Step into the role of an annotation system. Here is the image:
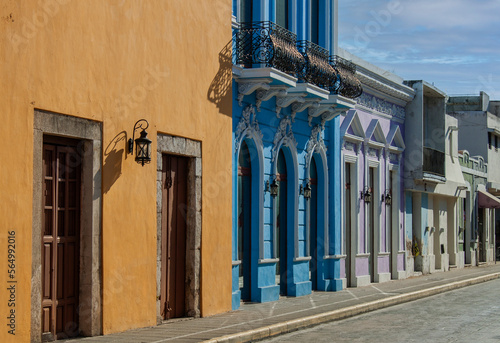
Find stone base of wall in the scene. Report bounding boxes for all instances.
[353,274,371,287]
[377,272,391,283]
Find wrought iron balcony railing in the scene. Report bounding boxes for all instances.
[235,21,305,77]
[330,56,363,99]
[297,40,338,91]
[423,147,445,177]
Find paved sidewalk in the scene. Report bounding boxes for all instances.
[67,264,500,343]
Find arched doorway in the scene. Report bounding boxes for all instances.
[276,149,288,295]
[237,141,252,300]
[309,157,318,290]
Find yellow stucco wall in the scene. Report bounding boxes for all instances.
[0,0,232,341]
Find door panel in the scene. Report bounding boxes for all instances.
[161,155,188,319]
[309,157,318,290]
[369,167,375,282]
[345,163,352,286]
[237,141,252,300]
[276,150,287,295]
[388,171,393,275]
[42,142,81,340]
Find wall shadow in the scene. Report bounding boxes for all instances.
[101,131,127,194]
[207,39,233,117]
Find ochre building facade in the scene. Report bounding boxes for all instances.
[0,1,232,342]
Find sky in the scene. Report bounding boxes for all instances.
[338,0,500,99]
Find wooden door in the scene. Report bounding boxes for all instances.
[478,208,485,263]
[345,163,352,286]
[369,167,375,282]
[237,142,252,301]
[42,142,81,340]
[161,154,188,319]
[276,150,288,296]
[388,171,393,275]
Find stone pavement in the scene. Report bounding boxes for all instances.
[66,264,500,343]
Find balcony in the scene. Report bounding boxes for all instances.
[423,147,445,178]
[330,56,363,99]
[235,21,304,78]
[233,22,361,118]
[297,40,337,91]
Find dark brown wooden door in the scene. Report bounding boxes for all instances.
[42,142,81,340]
[161,154,188,319]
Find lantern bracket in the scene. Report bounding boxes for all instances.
[128,119,149,154]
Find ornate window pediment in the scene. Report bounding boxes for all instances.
[365,119,386,148]
[386,125,405,153]
[305,124,327,169]
[234,105,263,155]
[341,110,365,142]
[341,110,365,154]
[271,115,297,162]
[365,119,386,160]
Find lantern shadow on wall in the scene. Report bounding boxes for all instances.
[102,131,126,194]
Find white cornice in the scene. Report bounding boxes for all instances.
[356,68,415,105]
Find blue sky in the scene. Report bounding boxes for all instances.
[338,0,500,99]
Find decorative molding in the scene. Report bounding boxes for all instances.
[308,105,348,127]
[357,141,363,155]
[237,80,271,106]
[356,92,405,120]
[291,99,320,120]
[234,105,263,154]
[368,147,378,158]
[389,152,399,164]
[321,108,349,127]
[256,87,287,111]
[271,115,297,162]
[308,104,332,124]
[343,141,356,152]
[305,124,327,169]
[276,93,305,117]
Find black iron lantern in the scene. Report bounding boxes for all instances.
[128,119,152,166]
[384,190,392,206]
[362,187,372,203]
[270,178,279,197]
[303,181,312,199]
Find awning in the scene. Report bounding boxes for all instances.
[478,190,500,209]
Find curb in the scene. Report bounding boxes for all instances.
[203,272,500,343]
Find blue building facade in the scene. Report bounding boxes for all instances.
[231,0,362,309]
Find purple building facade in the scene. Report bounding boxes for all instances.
[338,49,415,287]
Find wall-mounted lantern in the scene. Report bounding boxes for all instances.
[266,178,279,197]
[270,178,279,197]
[128,119,152,166]
[303,181,312,199]
[383,189,392,206]
[361,187,372,203]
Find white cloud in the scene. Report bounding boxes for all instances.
[339,0,500,99]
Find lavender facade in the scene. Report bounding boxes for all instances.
[338,49,415,287]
